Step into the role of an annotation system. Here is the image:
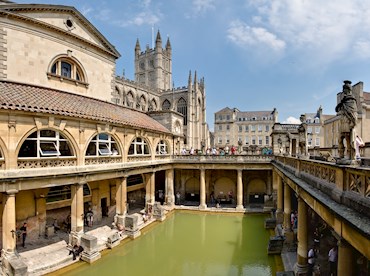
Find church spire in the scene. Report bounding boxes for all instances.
[188,70,192,84]
[135,38,141,55]
[155,30,162,48]
[166,37,171,50]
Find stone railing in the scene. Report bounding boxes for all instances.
[155,154,171,160]
[17,157,77,169]
[85,156,122,165]
[127,155,152,162]
[274,155,370,198]
[173,154,272,162]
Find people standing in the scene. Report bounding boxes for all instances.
[86,208,93,227]
[307,245,317,276]
[20,222,27,248]
[328,246,338,276]
[176,191,181,205]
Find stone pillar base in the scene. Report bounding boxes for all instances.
[236,205,244,211]
[153,202,166,221]
[294,262,308,276]
[1,251,28,276]
[80,251,101,263]
[125,214,141,239]
[199,204,207,210]
[125,229,141,239]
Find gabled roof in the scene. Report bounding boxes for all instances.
[0,81,170,134]
[0,4,120,58]
[215,107,233,113]
[364,92,370,105]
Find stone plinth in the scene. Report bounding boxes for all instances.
[80,234,101,263]
[125,214,141,239]
[153,202,166,221]
[2,252,28,276]
[107,232,120,249]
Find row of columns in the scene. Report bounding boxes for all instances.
[275,171,356,276]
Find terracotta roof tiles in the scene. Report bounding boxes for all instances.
[0,81,170,134]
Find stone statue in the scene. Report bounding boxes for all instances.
[298,114,307,156]
[335,80,358,160]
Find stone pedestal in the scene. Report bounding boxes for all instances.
[153,202,166,221]
[125,214,141,239]
[80,234,101,263]
[107,232,121,249]
[2,251,28,276]
[294,263,308,276]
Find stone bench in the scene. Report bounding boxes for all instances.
[106,232,120,249]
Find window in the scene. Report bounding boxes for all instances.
[243,118,246,121]
[226,136,230,144]
[258,125,262,132]
[226,125,230,131]
[218,115,223,120]
[86,133,119,156]
[127,92,134,107]
[265,136,269,145]
[245,125,249,132]
[238,137,242,142]
[315,138,320,146]
[177,98,187,125]
[252,136,256,145]
[315,127,320,134]
[238,126,242,132]
[306,118,312,123]
[238,118,242,121]
[314,117,320,123]
[49,56,86,83]
[265,125,270,132]
[162,99,171,110]
[245,137,249,145]
[258,136,263,145]
[18,130,73,158]
[156,140,168,155]
[251,125,256,132]
[128,137,150,155]
[46,184,90,203]
[308,137,312,146]
[226,115,230,120]
[218,125,222,131]
[307,127,312,134]
[218,137,222,144]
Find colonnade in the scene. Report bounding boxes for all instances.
[274,171,356,276]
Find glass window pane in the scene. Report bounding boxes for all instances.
[128,144,135,155]
[19,140,37,157]
[86,143,96,156]
[98,133,109,141]
[61,61,72,78]
[39,142,59,156]
[40,130,56,138]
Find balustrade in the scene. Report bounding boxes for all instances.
[17,157,77,169]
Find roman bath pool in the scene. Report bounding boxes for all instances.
[54,211,283,276]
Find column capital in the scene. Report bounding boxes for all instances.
[6,189,18,195]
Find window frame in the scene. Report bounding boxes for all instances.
[128,137,150,156]
[86,133,119,157]
[48,56,88,87]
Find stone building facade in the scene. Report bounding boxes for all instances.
[214,107,278,150]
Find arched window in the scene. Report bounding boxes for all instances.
[127,92,134,107]
[140,95,146,111]
[314,117,320,123]
[49,56,86,84]
[162,99,171,110]
[156,140,168,155]
[46,184,91,203]
[177,98,187,125]
[150,99,157,111]
[128,137,149,155]
[18,130,73,158]
[86,133,119,156]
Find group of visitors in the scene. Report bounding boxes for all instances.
[180,146,240,156]
[290,211,298,230]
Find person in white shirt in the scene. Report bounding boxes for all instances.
[307,246,317,276]
[328,246,338,276]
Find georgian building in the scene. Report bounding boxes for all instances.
[214,107,278,150]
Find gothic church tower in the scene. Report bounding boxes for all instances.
[134,31,172,91]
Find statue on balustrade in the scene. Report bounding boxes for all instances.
[335,80,358,160]
[298,114,307,156]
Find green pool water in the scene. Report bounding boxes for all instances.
[58,211,281,276]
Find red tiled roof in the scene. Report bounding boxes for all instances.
[364,92,370,104]
[0,81,170,133]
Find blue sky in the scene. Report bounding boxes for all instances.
[17,0,370,130]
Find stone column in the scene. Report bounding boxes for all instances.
[2,191,17,254]
[115,177,127,215]
[283,182,292,232]
[276,172,283,223]
[338,240,354,276]
[115,177,127,228]
[236,169,244,210]
[145,173,151,205]
[150,172,155,203]
[199,168,207,209]
[70,183,84,245]
[165,169,175,207]
[295,197,308,275]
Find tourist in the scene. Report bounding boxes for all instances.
[20,222,27,248]
[176,191,181,205]
[86,208,94,227]
[355,135,364,160]
[328,246,338,276]
[290,211,295,229]
[210,191,215,204]
[53,219,60,232]
[190,147,194,155]
[307,245,317,276]
[69,244,84,261]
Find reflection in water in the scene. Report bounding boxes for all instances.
[58,212,277,276]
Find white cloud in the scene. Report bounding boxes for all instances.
[192,0,216,15]
[123,11,161,27]
[233,0,370,67]
[227,20,285,52]
[282,116,301,124]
